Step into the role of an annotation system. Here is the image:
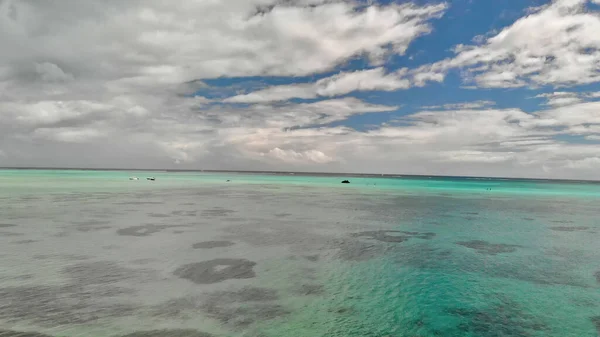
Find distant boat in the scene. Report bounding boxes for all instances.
[147,177,155,181]
[129,177,139,180]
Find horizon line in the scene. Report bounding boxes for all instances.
[0,166,599,183]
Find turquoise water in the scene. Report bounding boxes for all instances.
[0,169,599,336]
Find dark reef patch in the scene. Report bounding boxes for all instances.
[117,224,169,237]
[72,220,110,226]
[192,241,235,249]
[62,261,145,286]
[393,244,453,269]
[17,195,41,201]
[0,284,137,326]
[351,230,435,243]
[172,210,198,217]
[0,330,53,337]
[293,284,324,296]
[550,226,590,232]
[4,274,34,281]
[117,201,163,205]
[595,271,600,284]
[52,231,69,238]
[446,300,548,336]
[76,225,111,232]
[149,297,202,319]
[201,208,235,217]
[118,329,213,337]
[456,240,521,255]
[131,258,156,265]
[72,219,112,232]
[13,240,38,244]
[148,213,170,218]
[203,300,289,328]
[336,240,382,261]
[329,307,354,314]
[209,287,279,303]
[33,253,88,261]
[551,219,575,224]
[570,297,598,307]
[592,316,600,334]
[174,259,256,284]
[0,231,24,237]
[152,286,287,328]
[303,255,319,262]
[469,256,588,288]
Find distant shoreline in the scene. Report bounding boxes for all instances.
[0,167,599,184]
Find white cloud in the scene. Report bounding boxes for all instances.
[437,150,516,163]
[136,98,600,178]
[316,68,410,97]
[565,157,600,169]
[0,0,450,170]
[411,68,446,86]
[0,0,447,89]
[531,101,600,133]
[207,97,398,129]
[263,147,335,164]
[7,100,109,126]
[35,62,74,83]
[224,64,452,103]
[2,0,600,179]
[2,98,150,130]
[224,84,315,104]
[587,91,600,98]
[31,127,104,143]
[534,92,582,106]
[417,0,600,88]
[224,67,410,103]
[534,90,600,107]
[3,91,600,178]
[421,100,496,110]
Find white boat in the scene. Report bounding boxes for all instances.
[129,177,139,180]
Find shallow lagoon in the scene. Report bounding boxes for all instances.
[0,170,599,336]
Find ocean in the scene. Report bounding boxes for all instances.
[0,169,598,337]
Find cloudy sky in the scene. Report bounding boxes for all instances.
[1,0,600,179]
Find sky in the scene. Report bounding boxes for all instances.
[1,0,600,179]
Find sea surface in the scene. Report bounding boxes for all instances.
[0,169,599,337]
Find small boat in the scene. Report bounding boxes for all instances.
[129,177,139,180]
[147,177,156,181]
